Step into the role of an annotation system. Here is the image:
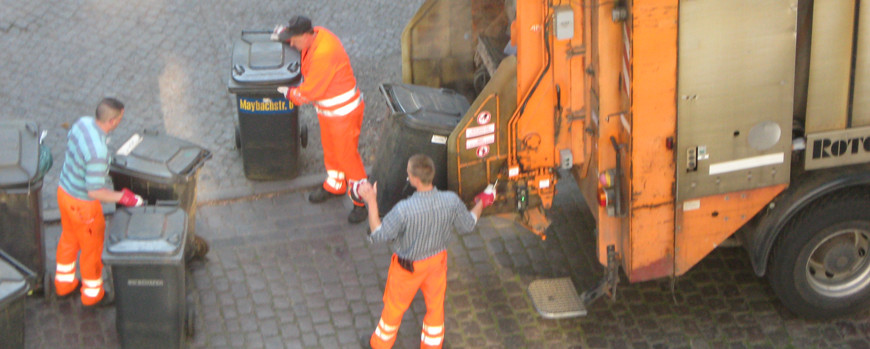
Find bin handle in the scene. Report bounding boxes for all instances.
[155,199,181,207]
[187,149,213,173]
[240,30,273,44]
[378,84,402,114]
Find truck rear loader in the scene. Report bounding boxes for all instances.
[385,0,870,319]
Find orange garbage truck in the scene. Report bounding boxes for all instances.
[386,0,870,319]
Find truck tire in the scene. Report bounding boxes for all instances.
[768,191,870,318]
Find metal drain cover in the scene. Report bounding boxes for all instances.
[528,278,587,319]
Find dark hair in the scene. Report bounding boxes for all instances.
[286,16,314,36]
[95,97,125,122]
[408,154,435,185]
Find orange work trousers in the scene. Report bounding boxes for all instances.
[318,102,367,206]
[370,251,447,349]
[55,187,106,305]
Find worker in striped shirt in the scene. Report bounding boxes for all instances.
[55,97,144,306]
[357,154,495,349]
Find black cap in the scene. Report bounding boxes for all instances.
[286,16,313,36]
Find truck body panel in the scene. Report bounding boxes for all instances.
[395,0,870,317]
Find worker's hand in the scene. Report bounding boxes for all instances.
[271,25,288,41]
[357,180,377,204]
[474,190,495,208]
[277,86,289,96]
[118,188,144,207]
[285,87,310,106]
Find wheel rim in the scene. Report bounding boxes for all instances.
[806,226,870,298]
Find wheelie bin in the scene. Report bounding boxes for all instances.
[227,30,306,180]
[109,130,211,260]
[0,251,30,349]
[103,205,192,349]
[0,120,51,292]
[371,83,469,215]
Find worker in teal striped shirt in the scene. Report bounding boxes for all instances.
[55,97,144,307]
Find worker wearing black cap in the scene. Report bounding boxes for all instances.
[272,16,369,224]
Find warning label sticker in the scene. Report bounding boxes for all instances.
[465,124,495,139]
[466,134,495,149]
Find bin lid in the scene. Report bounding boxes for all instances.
[228,31,302,93]
[110,131,211,182]
[0,121,40,188]
[0,256,29,306]
[103,206,187,264]
[379,83,469,133]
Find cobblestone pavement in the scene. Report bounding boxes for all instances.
[24,177,870,348]
[5,0,870,348]
[0,0,411,211]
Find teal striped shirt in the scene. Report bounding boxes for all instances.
[58,117,110,200]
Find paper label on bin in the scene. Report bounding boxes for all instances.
[116,133,143,156]
[431,135,447,144]
[465,134,495,149]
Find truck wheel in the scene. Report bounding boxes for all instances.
[769,192,870,318]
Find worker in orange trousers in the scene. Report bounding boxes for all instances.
[357,154,494,348]
[273,15,369,224]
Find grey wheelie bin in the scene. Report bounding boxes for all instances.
[371,83,469,215]
[0,120,51,292]
[0,252,29,349]
[103,205,192,349]
[227,30,306,180]
[109,130,211,261]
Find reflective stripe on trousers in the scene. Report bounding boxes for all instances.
[421,322,444,347]
[325,170,346,193]
[318,102,367,195]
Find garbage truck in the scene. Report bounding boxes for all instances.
[385,0,870,319]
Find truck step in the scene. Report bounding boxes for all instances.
[528,278,587,319]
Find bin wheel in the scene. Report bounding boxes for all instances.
[300,124,308,148]
[234,126,241,150]
[192,234,210,259]
[186,307,196,338]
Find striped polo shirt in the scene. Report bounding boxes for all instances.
[58,117,110,201]
[369,189,478,261]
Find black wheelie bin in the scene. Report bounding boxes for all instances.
[0,252,29,349]
[103,205,192,349]
[227,30,306,180]
[0,120,51,292]
[109,130,211,261]
[370,83,469,215]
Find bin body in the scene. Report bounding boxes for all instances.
[103,206,187,349]
[0,120,45,291]
[0,255,29,349]
[109,131,209,259]
[371,83,469,214]
[228,30,302,180]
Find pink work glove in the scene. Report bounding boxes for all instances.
[474,184,496,208]
[119,188,144,207]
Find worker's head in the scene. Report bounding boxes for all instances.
[407,154,435,187]
[279,16,315,51]
[94,97,125,133]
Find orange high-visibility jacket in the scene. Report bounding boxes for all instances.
[296,27,361,116]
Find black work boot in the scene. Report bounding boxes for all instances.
[309,186,342,204]
[348,205,368,224]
